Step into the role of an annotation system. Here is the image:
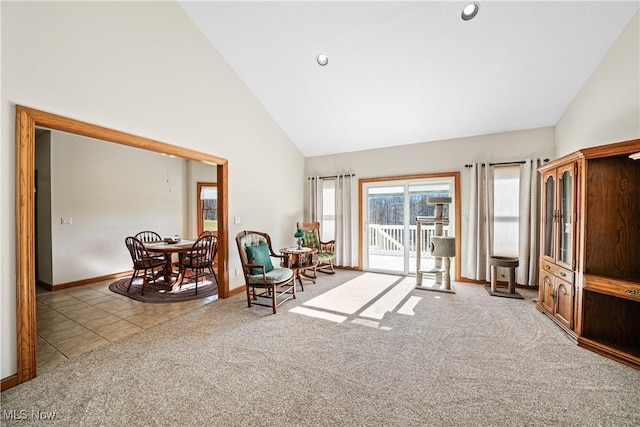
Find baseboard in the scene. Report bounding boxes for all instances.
[1,374,18,391]
[37,279,53,291]
[43,271,133,291]
[228,285,246,297]
[457,277,487,284]
[458,276,538,290]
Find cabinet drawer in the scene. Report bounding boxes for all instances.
[555,266,574,284]
[541,261,556,275]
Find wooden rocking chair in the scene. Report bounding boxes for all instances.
[297,222,336,276]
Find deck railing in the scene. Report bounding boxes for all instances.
[368,224,449,255]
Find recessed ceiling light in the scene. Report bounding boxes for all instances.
[461,2,480,21]
[317,54,329,66]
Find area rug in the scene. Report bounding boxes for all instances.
[109,275,218,303]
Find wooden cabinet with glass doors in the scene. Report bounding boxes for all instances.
[538,156,580,335]
[537,139,640,370]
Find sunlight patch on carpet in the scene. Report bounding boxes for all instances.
[291,273,424,330]
[303,272,398,314]
[351,318,380,328]
[360,277,416,320]
[397,295,422,315]
[289,306,348,323]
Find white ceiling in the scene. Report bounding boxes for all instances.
[179,1,639,157]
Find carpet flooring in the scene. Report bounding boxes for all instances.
[2,270,639,426]
[109,274,218,303]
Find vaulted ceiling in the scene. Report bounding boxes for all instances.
[179,1,639,157]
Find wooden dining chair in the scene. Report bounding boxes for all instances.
[124,236,166,295]
[134,230,164,261]
[197,231,219,283]
[177,232,217,294]
[134,230,162,243]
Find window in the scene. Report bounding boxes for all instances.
[197,183,217,235]
[493,166,520,257]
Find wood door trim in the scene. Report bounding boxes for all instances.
[358,172,462,280]
[14,105,230,387]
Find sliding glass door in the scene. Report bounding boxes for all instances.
[363,177,455,275]
[366,185,406,273]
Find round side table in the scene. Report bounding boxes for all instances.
[280,247,318,291]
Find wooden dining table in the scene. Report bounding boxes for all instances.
[145,240,195,291]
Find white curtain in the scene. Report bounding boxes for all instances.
[517,159,542,286]
[466,163,493,282]
[335,174,357,267]
[308,176,322,222]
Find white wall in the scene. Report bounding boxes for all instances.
[556,11,640,155]
[305,127,556,278]
[1,2,304,380]
[49,132,187,285]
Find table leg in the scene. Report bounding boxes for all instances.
[169,252,188,292]
[296,266,317,291]
[295,269,305,291]
[162,254,173,283]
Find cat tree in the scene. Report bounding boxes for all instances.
[415,197,455,293]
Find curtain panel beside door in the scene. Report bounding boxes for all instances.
[307,174,357,268]
[466,163,493,282]
[335,174,357,267]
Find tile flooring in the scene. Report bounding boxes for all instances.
[36,278,217,370]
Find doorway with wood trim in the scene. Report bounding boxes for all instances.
[11,106,229,389]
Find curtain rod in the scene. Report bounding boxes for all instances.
[464,158,549,168]
[307,173,356,180]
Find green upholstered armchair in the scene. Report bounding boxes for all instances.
[297,222,336,276]
[235,230,296,314]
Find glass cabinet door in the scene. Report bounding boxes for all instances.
[543,172,556,260]
[558,168,574,267]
